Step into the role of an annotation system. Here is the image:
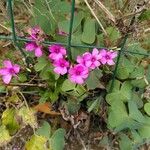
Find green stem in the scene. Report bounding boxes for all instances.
[67,0,75,60]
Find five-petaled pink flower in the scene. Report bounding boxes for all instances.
[53,58,69,75]
[99,49,117,65]
[0,60,20,84]
[77,48,102,69]
[68,64,89,84]
[49,45,67,61]
[25,42,43,57]
[27,26,44,41]
[25,26,44,57]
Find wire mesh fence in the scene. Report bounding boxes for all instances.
[0,0,150,92]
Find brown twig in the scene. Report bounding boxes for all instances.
[94,0,116,24]
[84,0,107,36]
[2,83,47,88]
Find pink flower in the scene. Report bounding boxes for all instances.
[68,64,89,84]
[77,52,92,67]
[99,49,117,65]
[77,48,102,69]
[49,45,67,61]
[53,58,69,75]
[25,42,43,57]
[28,26,43,40]
[58,29,68,36]
[0,60,20,84]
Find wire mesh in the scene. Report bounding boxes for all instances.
[0,0,149,92]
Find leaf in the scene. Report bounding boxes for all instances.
[0,85,5,92]
[144,103,150,116]
[86,69,103,89]
[25,135,47,150]
[106,91,128,105]
[66,100,80,114]
[129,66,145,78]
[58,11,84,34]
[61,79,76,92]
[32,0,56,35]
[88,97,100,113]
[121,81,132,99]
[50,128,66,150]
[34,102,61,116]
[127,43,147,60]
[108,101,128,128]
[81,18,96,44]
[139,9,150,21]
[36,121,51,138]
[0,125,11,146]
[146,65,150,82]
[131,79,146,89]
[2,108,19,134]
[18,73,27,82]
[34,57,49,72]
[138,125,150,139]
[128,101,146,123]
[18,107,37,128]
[106,26,120,46]
[119,134,133,150]
[7,93,20,103]
[116,66,130,80]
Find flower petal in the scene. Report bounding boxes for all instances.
[35,47,43,57]
[107,60,115,65]
[13,64,20,73]
[0,68,9,75]
[92,48,99,55]
[2,74,12,84]
[100,49,107,56]
[3,60,12,68]
[100,58,107,64]
[25,43,36,51]
[75,76,84,84]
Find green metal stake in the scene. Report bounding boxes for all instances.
[67,0,75,60]
[7,0,27,63]
[109,17,136,93]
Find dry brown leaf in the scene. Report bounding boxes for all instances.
[33,102,61,116]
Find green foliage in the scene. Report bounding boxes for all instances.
[86,69,103,89]
[2,108,19,134]
[144,103,150,116]
[25,135,48,150]
[139,9,150,21]
[50,128,66,150]
[0,125,11,146]
[119,134,133,150]
[17,107,37,128]
[87,96,101,113]
[36,121,51,138]
[81,18,96,44]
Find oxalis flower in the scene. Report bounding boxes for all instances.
[53,58,69,75]
[68,64,89,84]
[25,26,44,57]
[99,49,117,65]
[49,45,67,61]
[25,42,43,57]
[27,26,44,41]
[0,60,20,84]
[77,48,102,70]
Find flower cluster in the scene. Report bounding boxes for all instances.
[25,26,44,57]
[48,44,117,84]
[48,45,70,75]
[0,26,117,85]
[69,48,117,84]
[0,60,20,84]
